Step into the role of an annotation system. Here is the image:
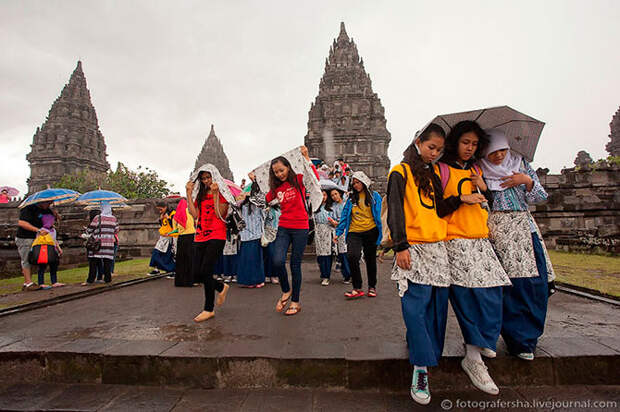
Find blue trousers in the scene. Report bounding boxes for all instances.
[317,255,333,279]
[501,232,549,354]
[450,285,503,351]
[272,227,308,303]
[338,253,351,281]
[401,282,449,366]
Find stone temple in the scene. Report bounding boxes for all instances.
[304,22,391,192]
[607,106,620,157]
[194,125,234,181]
[27,61,109,193]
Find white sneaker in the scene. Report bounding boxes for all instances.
[480,348,497,358]
[321,279,330,286]
[461,357,499,395]
[410,368,431,405]
[517,352,534,361]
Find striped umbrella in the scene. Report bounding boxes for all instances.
[430,105,545,162]
[19,188,80,209]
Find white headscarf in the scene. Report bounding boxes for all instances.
[351,171,372,189]
[100,202,113,217]
[479,129,523,191]
[189,163,235,205]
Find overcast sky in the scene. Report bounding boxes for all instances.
[1,0,619,195]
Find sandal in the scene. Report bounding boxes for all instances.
[368,288,377,297]
[276,294,291,312]
[344,290,365,299]
[285,305,301,316]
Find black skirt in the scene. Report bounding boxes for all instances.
[174,234,195,286]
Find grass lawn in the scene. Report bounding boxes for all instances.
[0,258,151,297]
[548,250,620,298]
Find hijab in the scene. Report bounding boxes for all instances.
[100,202,114,217]
[479,129,523,191]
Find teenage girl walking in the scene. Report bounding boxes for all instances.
[388,124,451,405]
[186,165,233,322]
[335,171,382,299]
[260,146,318,316]
[437,121,511,395]
[480,129,555,361]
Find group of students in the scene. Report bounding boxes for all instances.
[387,121,555,404]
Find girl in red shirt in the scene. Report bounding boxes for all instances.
[186,167,231,322]
[262,146,317,316]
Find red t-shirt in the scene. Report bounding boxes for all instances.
[266,174,309,229]
[194,193,228,242]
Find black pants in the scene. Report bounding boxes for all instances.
[87,258,112,283]
[346,227,378,290]
[192,240,226,312]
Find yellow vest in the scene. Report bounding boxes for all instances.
[159,211,176,236]
[441,165,489,240]
[388,163,447,244]
[177,209,196,236]
[349,191,377,233]
[32,233,55,246]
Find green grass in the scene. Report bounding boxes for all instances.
[548,250,620,298]
[0,258,151,296]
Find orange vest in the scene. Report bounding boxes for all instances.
[440,165,489,240]
[389,163,447,244]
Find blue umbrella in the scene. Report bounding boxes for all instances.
[77,190,127,205]
[18,188,80,209]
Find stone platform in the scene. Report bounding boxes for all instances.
[0,261,618,392]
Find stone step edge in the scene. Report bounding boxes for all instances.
[1,351,618,391]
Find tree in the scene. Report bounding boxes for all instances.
[55,162,171,199]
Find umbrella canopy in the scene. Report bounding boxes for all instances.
[77,190,127,205]
[85,202,132,210]
[18,188,80,209]
[0,186,19,197]
[319,179,340,192]
[430,105,545,162]
[223,179,242,198]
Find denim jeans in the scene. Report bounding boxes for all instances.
[272,227,308,302]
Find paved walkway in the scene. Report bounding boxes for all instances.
[0,260,618,391]
[0,383,618,411]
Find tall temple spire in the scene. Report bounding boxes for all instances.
[607,106,620,157]
[304,22,391,192]
[26,60,109,193]
[194,124,234,181]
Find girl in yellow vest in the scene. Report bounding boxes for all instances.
[437,120,511,396]
[388,123,450,405]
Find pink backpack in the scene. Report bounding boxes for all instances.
[437,162,482,191]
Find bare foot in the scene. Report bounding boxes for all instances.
[193,311,215,322]
[216,283,230,307]
[51,283,65,288]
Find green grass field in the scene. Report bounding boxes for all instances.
[548,250,620,298]
[0,258,151,296]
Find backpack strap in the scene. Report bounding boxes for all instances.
[472,164,482,176]
[438,162,450,191]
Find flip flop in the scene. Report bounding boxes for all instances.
[276,295,290,312]
[285,306,301,316]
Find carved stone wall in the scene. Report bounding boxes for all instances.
[532,166,620,254]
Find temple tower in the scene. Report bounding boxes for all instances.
[304,22,391,192]
[194,124,234,181]
[26,61,109,193]
[607,106,620,157]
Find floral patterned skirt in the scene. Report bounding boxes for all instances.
[487,211,555,280]
[391,241,451,296]
[445,238,511,288]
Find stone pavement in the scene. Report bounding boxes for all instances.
[0,383,618,411]
[0,260,619,392]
